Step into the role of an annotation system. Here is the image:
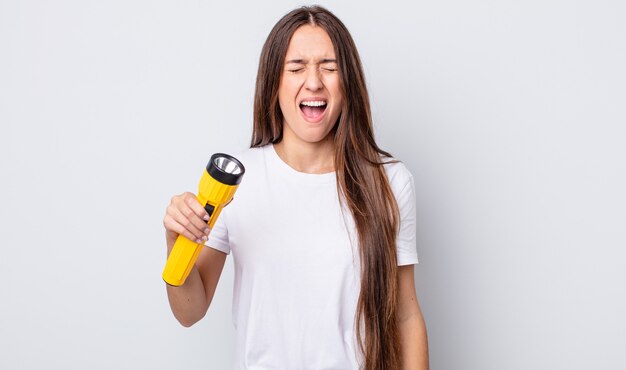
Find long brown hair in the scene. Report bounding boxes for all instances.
[251,6,401,369]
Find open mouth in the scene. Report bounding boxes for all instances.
[299,100,327,120]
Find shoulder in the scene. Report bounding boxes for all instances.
[226,145,268,172]
[230,145,266,162]
[382,157,414,195]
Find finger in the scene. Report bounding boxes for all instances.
[164,214,204,244]
[175,194,211,228]
[183,194,211,222]
[168,204,209,242]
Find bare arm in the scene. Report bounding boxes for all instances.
[397,264,429,369]
[163,192,227,327]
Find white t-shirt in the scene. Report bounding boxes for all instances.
[207,144,418,370]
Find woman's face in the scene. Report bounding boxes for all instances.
[278,25,344,146]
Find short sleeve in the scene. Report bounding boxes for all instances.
[206,209,231,255]
[395,173,419,266]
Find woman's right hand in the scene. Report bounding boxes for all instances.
[163,192,211,247]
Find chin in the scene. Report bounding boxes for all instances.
[295,134,330,144]
[298,126,336,144]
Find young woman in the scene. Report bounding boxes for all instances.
[163,6,429,370]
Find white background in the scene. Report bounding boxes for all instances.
[1,1,625,369]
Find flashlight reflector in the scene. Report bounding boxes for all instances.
[214,156,243,175]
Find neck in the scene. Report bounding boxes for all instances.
[274,135,335,174]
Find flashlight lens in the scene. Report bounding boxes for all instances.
[207,153,245,185]
[214,156,243,175]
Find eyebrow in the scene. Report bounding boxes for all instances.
[285,58,338,64]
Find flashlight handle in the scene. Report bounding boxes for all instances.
[163,197,226,286]
[162,232,206,287]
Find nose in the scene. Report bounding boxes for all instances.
[304,67,322,91]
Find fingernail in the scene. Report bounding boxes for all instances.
[195,238,203,243]
[202,235,208,241]
[203,214,210,221]
[204,228,210,235]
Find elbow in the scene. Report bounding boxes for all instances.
[175,312,206,328]
[178,318,196,328]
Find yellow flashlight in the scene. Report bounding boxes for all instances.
[162,153,245,286]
